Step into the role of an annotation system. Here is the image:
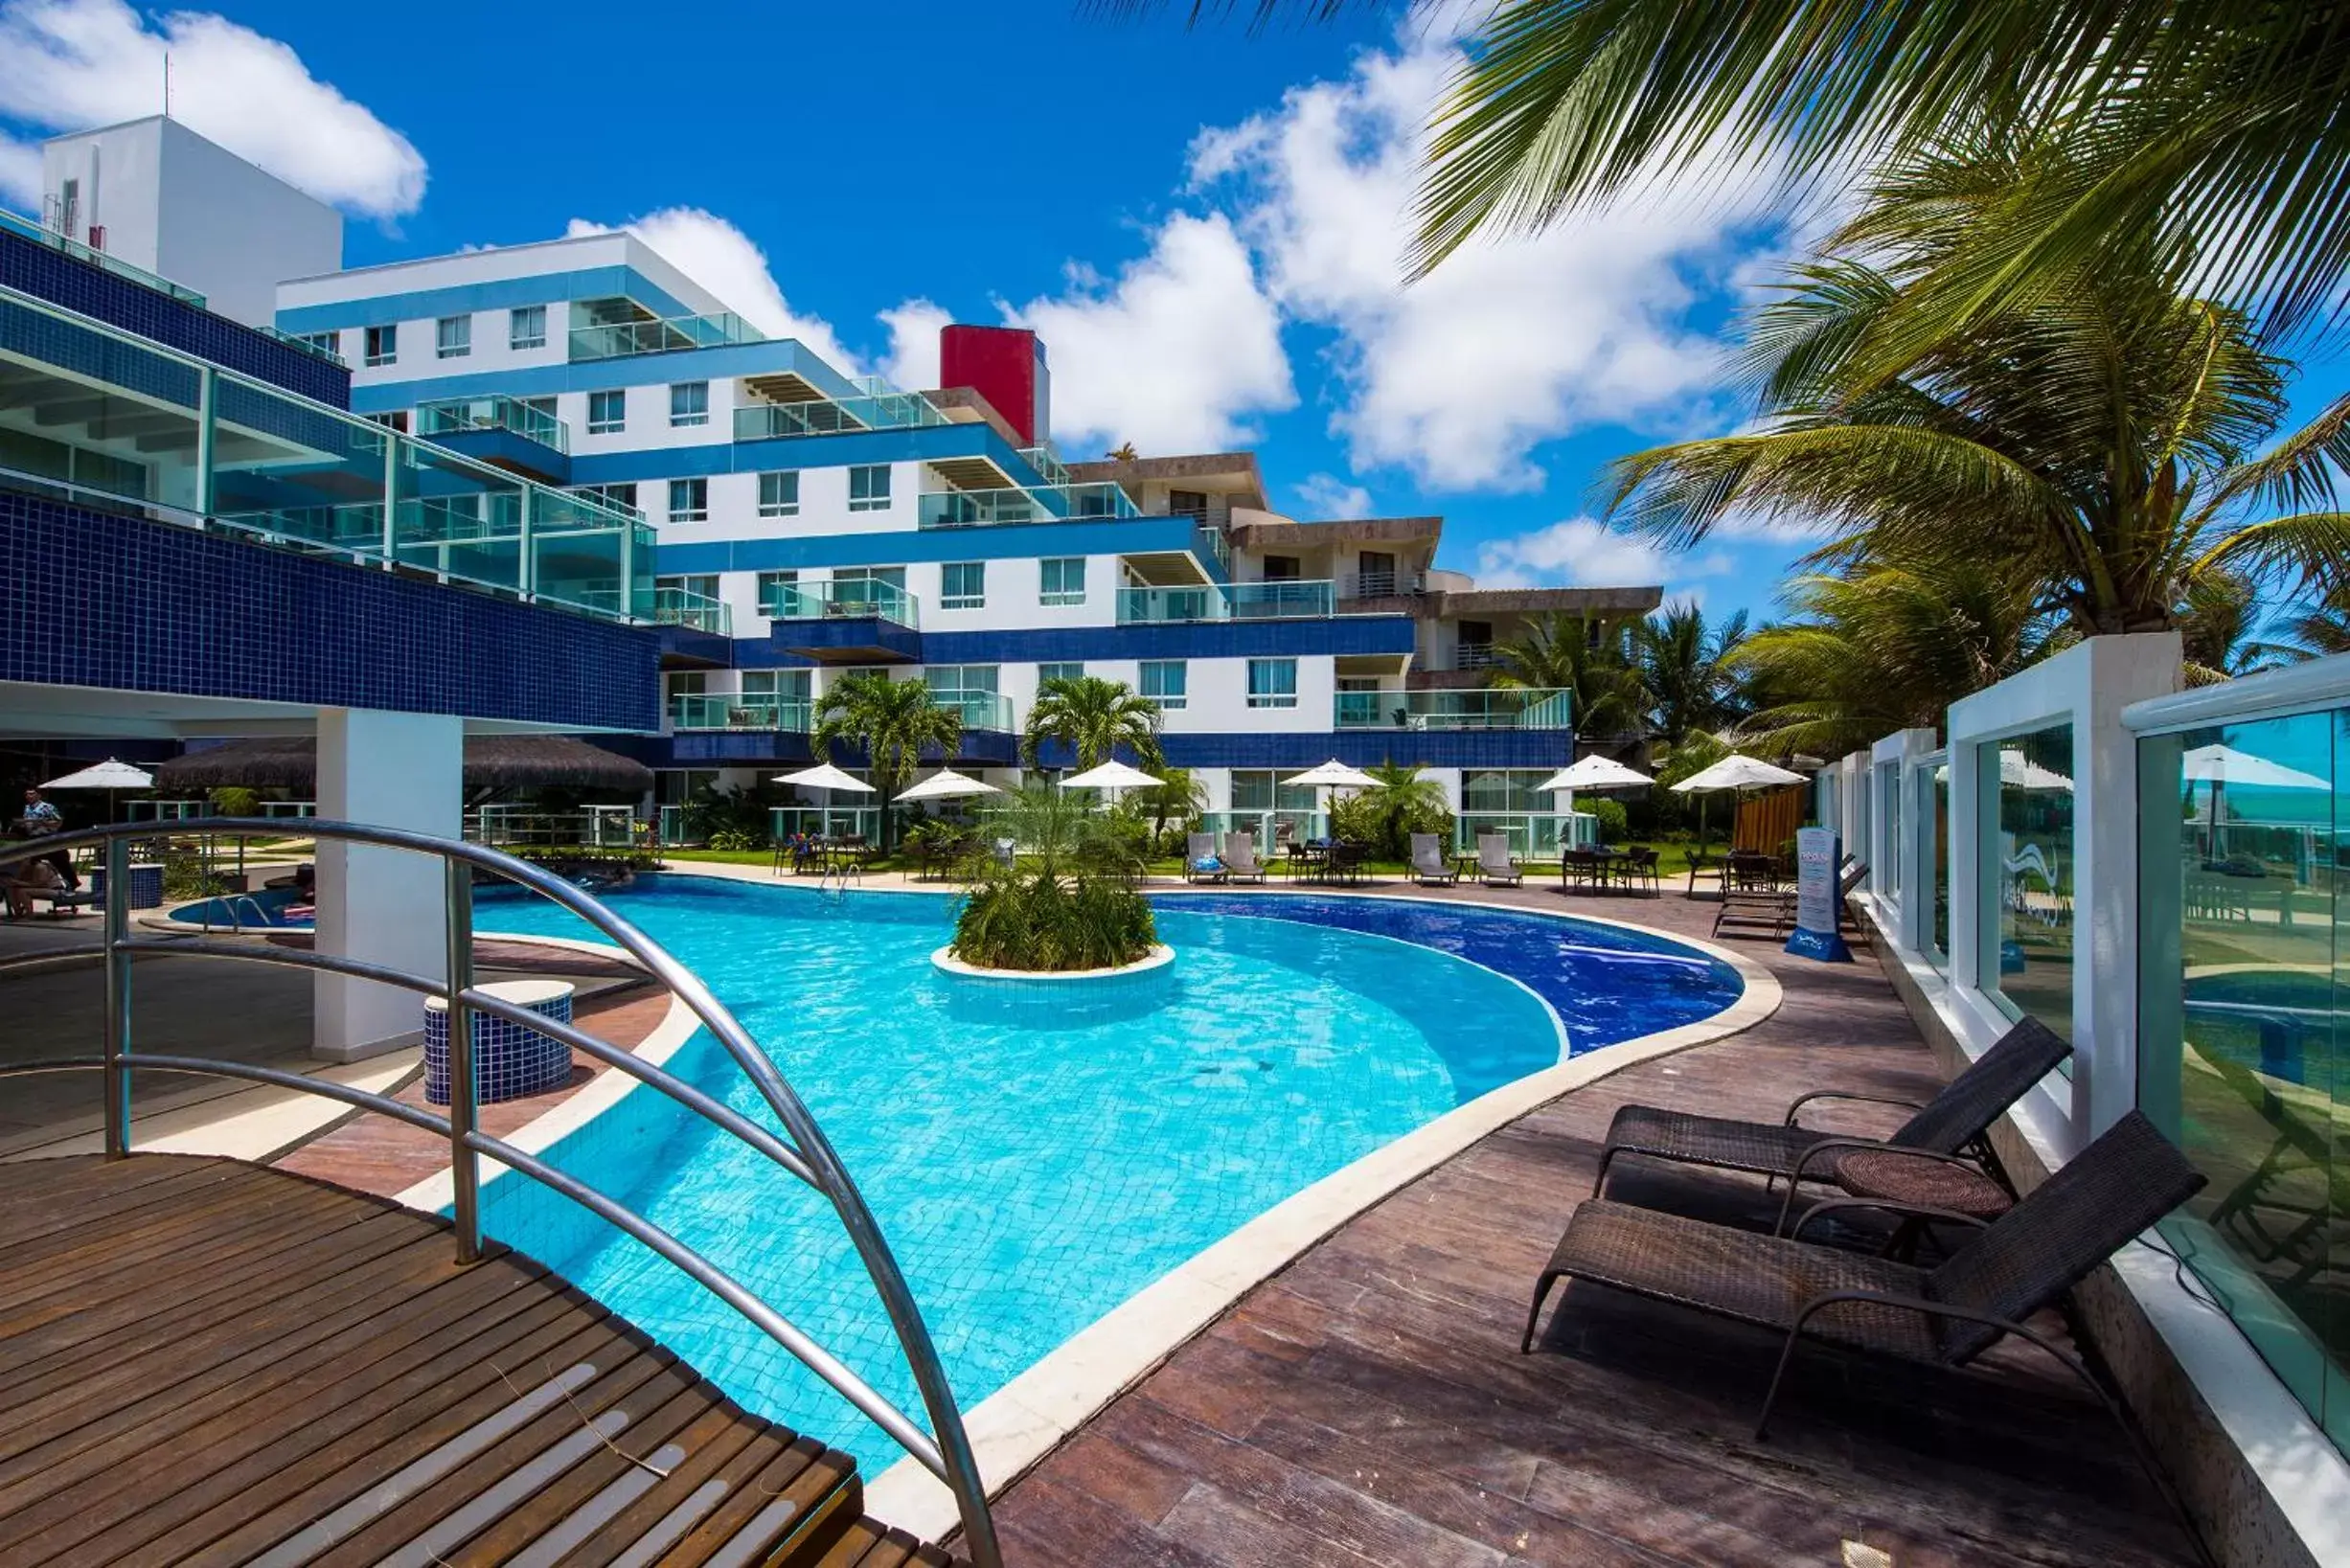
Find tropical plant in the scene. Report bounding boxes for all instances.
[950,783,1156,971]
[1608,132,2350,640]
[1409,0,2350,352]
[1022,674,1165,772]
[1134,764,1208,854]
[679,781,778,847]
[1328,761,1453,860]
[1490,612,1646,739]
[811,672,961,850]
[1729,560,2064,755]
[1106,441,1140,462]
[1631,603,1750,744]
[2177,572,2284,684]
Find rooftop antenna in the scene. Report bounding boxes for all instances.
[163,52,171,118]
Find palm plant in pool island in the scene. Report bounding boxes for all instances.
[949,784,1158,973]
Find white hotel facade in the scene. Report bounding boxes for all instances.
[274,230,1661,846]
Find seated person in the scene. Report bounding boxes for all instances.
[3,848,65,919]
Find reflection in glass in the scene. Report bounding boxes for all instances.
[2139,711,2345,1451]
[1928,761,1951,970]
[1984,723,2076,1041]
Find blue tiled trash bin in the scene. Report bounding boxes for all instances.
[424,979,575,1105]
[88,863,164,909]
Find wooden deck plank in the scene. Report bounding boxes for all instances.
[660,1436,856,1567]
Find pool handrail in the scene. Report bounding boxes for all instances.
[0,819,1000,1567]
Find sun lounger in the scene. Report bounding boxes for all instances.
[1410,832,1457,885]
[1222,831,1267,884]
[1185,831,1225,884]
[1476,833,1522,887]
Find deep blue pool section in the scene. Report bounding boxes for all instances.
[1156,892,1744,1070]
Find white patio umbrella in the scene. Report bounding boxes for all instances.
[2181,742,2326,857]
[1282,759,1383,839]
[773,761,874,837]
[1670,754,1808,794]
[42,757,155,825]
[896,768,999,803]
[1058,758,1164,807]
[1538,755,1654,848]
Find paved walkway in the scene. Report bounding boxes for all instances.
[978,880,2201,1568]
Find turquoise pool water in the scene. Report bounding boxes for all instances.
[474,875,1741,1469]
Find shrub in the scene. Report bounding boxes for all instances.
[207,786,260,818]
[706,828,766,852]
[1590,799,1631,844]
[950,873,1156,971]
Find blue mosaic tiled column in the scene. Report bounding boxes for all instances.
[424,980,575,1105]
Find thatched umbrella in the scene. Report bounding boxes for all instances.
[154,735,654,798]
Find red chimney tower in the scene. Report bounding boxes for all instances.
[939,325,1050,447]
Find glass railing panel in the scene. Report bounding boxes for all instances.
[397,438,528,597]
[1018,444,1070,488]
[771,805,882,842]
[1340,690,1572,730]
[734,391,946,442]
[918,481,1140,529]
[652,585,732,636]
[1194,523,1230,574]
[670,693,812,731]
[935,691,1015,732]
[0,206,207,306]
[210,373,389,557]
[1228,580,1335,619]
[567,309,760,361]
[1117,585,1223,624]
[1453,813,1577,857]
[417,396,571,453]
[761,579,919,628]
[528,488,645,618]
[1334,692,1386,728]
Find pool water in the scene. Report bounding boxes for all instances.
[474,875,1741,1469]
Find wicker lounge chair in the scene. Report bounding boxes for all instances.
[1222,831,1268,884]
[1522,1111,2210,1559]
[1597,1015,2070,1197]
[1184,831,1224,884]
[1476,832,1522,887]
[1410,832,1457,885]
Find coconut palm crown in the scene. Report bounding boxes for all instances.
[1022,674,1165,772]
[810,671,962,848]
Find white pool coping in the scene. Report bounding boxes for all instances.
[930,943,1176,982]
[390,866,1780,1540]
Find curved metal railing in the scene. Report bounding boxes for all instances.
[0,819,999,1565]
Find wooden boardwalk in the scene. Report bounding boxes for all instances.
[989,884,2205,1568]
[0,1153,953,1568]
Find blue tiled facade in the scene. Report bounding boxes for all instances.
[617,726,1567,771]
[1,225,350,406]
[0,490,658,731]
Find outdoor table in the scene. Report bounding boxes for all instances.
[1828,1147,2015,1260]
[1293,842,1336,884]
[1453,851,1479,880]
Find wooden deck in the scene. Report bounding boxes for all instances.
[988,884,2206,1568]
[0,1152,954,1568]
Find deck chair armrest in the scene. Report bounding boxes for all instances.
[1784,1090,1928,1127]
[1786,1288,2087,1375]
[1787,1196,1995,1242]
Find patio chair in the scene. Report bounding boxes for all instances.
[1410,832,1458,886]
[1521,1111,2211,1561]
[1222,831,1268,884]
[1595,1015,2071,1198]
[1476,832,1523,887]
[1560,848,1602,892]
[1185,831,1225,885]
[1622,847,1661,896]
[1330,840,1373,885]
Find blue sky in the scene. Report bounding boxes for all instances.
[3,0,2345,628]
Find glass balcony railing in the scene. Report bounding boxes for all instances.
[0,281,652,625]
[1195,523,1231,575]
[1335,689,1574,731]
[933,690,1015,732]
[417,395,570,453]
[1,206,206,307]
[670,693,812,732]
[917,481,1140,529]
[652,584,731,636]
[734,391,947,441]
[1018,444,1070,488]
[568,308,762,361]
[1116,579,1336,624]
[761,579,920,627]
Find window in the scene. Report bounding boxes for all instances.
[363,325,397,366]
[848,465,892,511]
[587,390,626,435]
[365,410,409,434]
[1246,658,1298,708]
[757,471,800,517]
[1262,556,1301,581]
[667,478,709,523]
[573,482,637,515]
[1039,557,1086,606]
[1169,489,1209,519]
[1980,721,2075,1041]
[940,562,985,610]
[294,330,339,357]
[756,570,802,616]
[1139,660,1187,711]
[670,381,709,428]
[510,305,547,351]
[435,314,471,359]
[1038,662,1086,687]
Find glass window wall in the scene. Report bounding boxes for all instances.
[1979,723,2077,1042]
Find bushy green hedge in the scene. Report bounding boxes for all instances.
[951,873,1156,971]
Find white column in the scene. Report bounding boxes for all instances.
[312,708,464,1062]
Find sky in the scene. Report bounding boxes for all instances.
[3,0,2346,628]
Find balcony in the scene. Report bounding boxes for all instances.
[670,693,812,732]
[651,583,731,636]
[418,396,570,454]
[1117,579,1337,624]
[1019,444,1070,488]
[933,691,1015,732]
[761,579,919,628]
[3,206,204,307]
[1455,644,1498,670]
[917,482,1140,529]
[1339,569,1427,600]
[568,308,761,362]
[734,391,947,441]
[1335,688,1573,731]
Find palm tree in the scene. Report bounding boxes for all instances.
[1409,1,2350,350]
[1489,612,1646,741]
[1608,135,2350,640]
[1022,675,1165,772]
[1729,561,2063,756]
[2177,572,2283,685]
[1135,764,1208,853]
[1631,604,1749,745]
[811,672,961,850]
[1340,761,1452,860]
[1106,442,1140,462]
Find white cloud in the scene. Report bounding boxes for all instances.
[1473,516,1733,592]
[563,208,862,375]
[1191,29,1787,492]
[0,0,424,218]
[0,132,35,206]
[1003,211,1293,454]
[878,298,950,391]
[1292,471,1374,517]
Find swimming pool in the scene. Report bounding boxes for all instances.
[473,875,1744,1469]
